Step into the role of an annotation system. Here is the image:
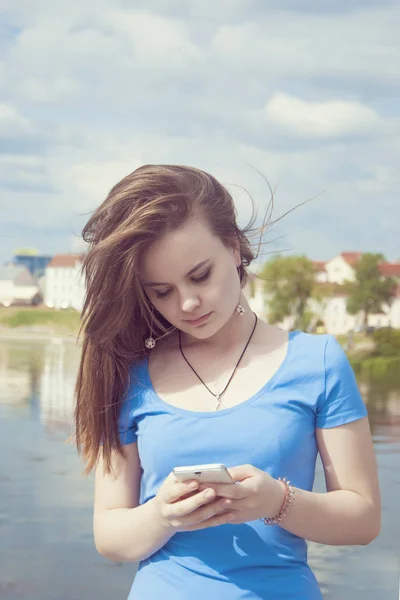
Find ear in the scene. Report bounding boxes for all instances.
[232,240,241,269]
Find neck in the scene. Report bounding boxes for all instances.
[180,295,257,353]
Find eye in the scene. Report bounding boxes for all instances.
[154,267,212,299]
[155,289,170,299]
[192,268,211,283]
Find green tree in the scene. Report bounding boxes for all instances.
[260,255,316,329]
[346,253,397,331]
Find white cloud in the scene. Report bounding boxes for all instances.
[4,8,202,95]
[55,156,144,213]
[264,93,380,138]
[109,10,203,65]
[22,76,80,104]
[0,103,34,135]
[0,1,399,264]
[0,153,47,188]
[211,8,400,82]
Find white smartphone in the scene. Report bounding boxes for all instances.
[173,463,234,484]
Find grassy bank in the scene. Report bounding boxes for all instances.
[349,356,400,378]
[337,332,400,379]
[1,309,399,375]
[0,306,81,336]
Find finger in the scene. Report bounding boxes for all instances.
[198,482,243,500]
[169,487,217,518]
[179,496,232,527]
[178,489,201,501]
[166,479,199,503]
[185,510,235,531]
[228,464,256,482]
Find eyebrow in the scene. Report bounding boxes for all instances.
[143,259,211,287]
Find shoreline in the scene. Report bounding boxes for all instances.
[0,327,80,344]
[0,327,397,366]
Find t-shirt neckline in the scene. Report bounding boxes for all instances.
[143,330,298,418]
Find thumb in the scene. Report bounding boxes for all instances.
[228,464,257,482]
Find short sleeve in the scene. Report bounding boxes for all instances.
[117,370,142,445]
[118,400,138,445]
[316,335,368,428]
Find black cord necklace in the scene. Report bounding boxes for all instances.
[178,312,258,411]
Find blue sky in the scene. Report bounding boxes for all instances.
[0,0,399,265]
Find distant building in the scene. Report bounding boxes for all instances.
[324,252,400,285]
[245,270,268,320]
[245,252,400,334]
[319,252,400,333]
[0,266,42,306]
[13,254,53,278]
[312,261,328,283]
[323,252,362,284]
[44,254,85,311]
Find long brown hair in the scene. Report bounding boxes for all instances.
[74,164,261,474]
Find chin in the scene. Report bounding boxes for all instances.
[181,320,214,338]
[183,314,231,339]
[189,328,215,339]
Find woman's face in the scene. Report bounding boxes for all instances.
[141,217,242,339]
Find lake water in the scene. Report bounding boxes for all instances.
[0,337,399,599]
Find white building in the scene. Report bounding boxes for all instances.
[245,253,400,334]
[44,254,86,311]
[324,252,362,284]
[318,296,362,335]
[244,271,268,320]
[312,261,329,283]
[319,253,400,333]
[0,266,41,306]
[389,289,400,329]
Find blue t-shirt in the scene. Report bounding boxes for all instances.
[118,331,368,600]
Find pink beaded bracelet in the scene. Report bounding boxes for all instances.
[261,477,296,526]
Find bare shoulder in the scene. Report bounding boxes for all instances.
[243,321,291,382]
[254,320,289,353]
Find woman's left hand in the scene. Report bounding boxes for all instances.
[185,464,285,531]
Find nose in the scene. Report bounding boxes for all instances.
[180,292,201,314]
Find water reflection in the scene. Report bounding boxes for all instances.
[360,379,400,427]
[0,341,32,405]
[39,340,79,436]
[2,337,399,437]
[0,338,399,600]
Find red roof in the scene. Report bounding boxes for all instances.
[312,261,326,272]
[340,252,362,266]
[48,254,85,268]
[379,262,400,278]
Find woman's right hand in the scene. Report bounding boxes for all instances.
[152,472,233,533]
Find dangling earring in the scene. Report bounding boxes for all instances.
[235,288,246,316]
[145,307,156,349]
[235,303,246,316]
[235,264,246,316]
[145,335,156,349]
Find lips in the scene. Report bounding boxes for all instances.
[184,312,212,325]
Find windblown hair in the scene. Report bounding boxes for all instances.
[74,164,261,474]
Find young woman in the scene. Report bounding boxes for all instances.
[74,164,381,600]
